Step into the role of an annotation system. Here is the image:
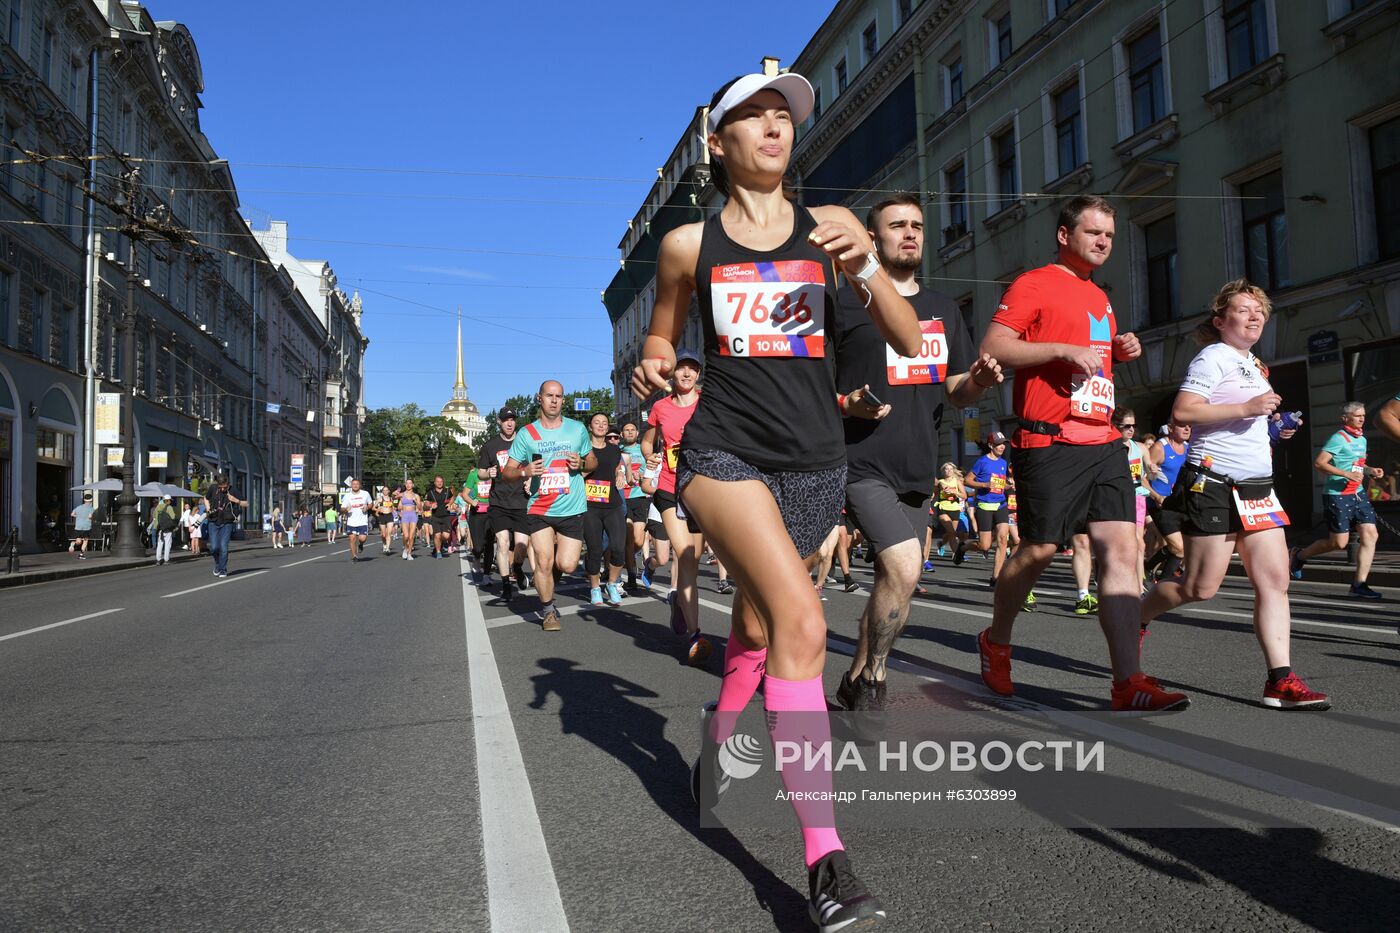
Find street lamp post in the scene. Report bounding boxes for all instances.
[111,207,145,559]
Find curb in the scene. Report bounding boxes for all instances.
[0,541,280,589]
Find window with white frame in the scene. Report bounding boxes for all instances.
[1042,69,1086,181]
[1204,0,1279,87]
[984,117,1020,215]
[862,21,878,66]
[942,159,968,243]
[942,48,964,110]
[834,57,848,95]
[1141,213,1179,326]
[1371,116,1400,260]
[812,84,823,121]
[987,5,1013,68]
[1230,169,1289,290]
[1113,11,1171,138]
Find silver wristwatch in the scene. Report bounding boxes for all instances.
[853,251,881,283]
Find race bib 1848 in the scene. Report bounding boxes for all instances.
[886,319,949,385]
[711,260,826,358]
[1232,488,1289,529]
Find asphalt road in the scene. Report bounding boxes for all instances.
[1,538,1397,932]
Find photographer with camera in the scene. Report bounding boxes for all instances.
[204,473,244,578]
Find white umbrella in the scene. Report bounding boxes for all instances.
[71,479,123,492]
[159,483,201,498]
[134,482,166,498]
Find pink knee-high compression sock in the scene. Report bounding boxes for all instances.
[764,674,844,867]
[710,635,767,745]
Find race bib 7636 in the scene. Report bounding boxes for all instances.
[711,260,825,358]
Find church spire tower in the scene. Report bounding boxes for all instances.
[440,305,486,443]
[452,306,468,401]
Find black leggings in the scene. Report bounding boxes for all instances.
[583,505,626,576]
[467,509,490,554]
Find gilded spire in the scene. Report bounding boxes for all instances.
[453,306,467,398]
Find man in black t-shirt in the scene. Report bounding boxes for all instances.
[204,472,245,578]
[830,193,1003,715]
[478,408,531,598]
[423,475,454,559]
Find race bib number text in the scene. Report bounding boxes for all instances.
[1232,488,1290,529]
[711,260,826,358]
[585,480,612,503]
[886,319,949,385]
[1069,372,1116,422]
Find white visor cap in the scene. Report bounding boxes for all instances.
[708,73,815,135]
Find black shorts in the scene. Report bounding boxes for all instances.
[843,478,927,553]
[1010,441,1135,544]
[652,489,698,534]
[626,496,651,523]
[677,448,846,558]
[1165,467,1275,537]
[1147,498,1184,536]
[974,506,1010,533]
[489,506,528,536]
[429,515,452,535]
[525,511,585,540]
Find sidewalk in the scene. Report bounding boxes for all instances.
[0,535,331,589]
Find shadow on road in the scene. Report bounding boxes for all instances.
[527,657,806,930]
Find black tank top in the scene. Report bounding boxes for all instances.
[680,206,845,472]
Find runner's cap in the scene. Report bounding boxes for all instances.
[988,431,1008,445]
[675,349,702,369]
[708,72,815,134]
[498,408,518,421]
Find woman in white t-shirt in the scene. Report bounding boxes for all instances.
[1139,280,1328,710]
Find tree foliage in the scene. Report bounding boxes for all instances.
[480,385,616,441]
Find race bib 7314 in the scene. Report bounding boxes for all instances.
[711,260,825,358]
[585,480,612,504]
[886,319,949,385]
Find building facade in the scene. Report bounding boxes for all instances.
[786,0,1400,528]
[1,1,367,550]
[250,219,367,499]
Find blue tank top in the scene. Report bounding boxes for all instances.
[1151,440,1189,496]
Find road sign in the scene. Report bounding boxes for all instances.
[574,398,591,412]
[288,482,303,491]
[291,454,305,467]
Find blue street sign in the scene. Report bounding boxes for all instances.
[574,398,591,412]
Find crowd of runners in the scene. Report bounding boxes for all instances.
[321,71,1396,933]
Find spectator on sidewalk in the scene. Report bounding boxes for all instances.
[324,501,339,545]
[69,494,95,559]
[1290,402,1385,599]
[295,508,314,547]
[204,473,244,578]
[150,495,178,565]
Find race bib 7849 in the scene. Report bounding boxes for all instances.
[711,260,825,358]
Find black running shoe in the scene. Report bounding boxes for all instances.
[717,579,735,595]
[808,850,886,932]
[953,542,968,566]
[842,577,860,593]
[500,578,513,603]
[834,672,887,713]
[515,568,530,591]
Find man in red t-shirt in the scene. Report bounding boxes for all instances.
[976,195,1187,713]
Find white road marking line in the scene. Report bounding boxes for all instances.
[460,568,569,932]
[160,570,269,599]
[280,554,330,568]
[0,608,124,642]
[484,597,654,629]
[685,593,1400,833]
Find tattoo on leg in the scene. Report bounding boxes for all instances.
[865,607,910,681]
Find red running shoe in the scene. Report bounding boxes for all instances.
[1262,673,1330,710]
[1111,672,1189,712]
[978,628,1014,696]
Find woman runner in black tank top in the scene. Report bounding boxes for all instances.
[630,72,919,933]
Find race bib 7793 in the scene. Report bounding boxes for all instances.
[711,260,825,358]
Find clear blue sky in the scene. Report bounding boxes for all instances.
[158,0,835,415]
